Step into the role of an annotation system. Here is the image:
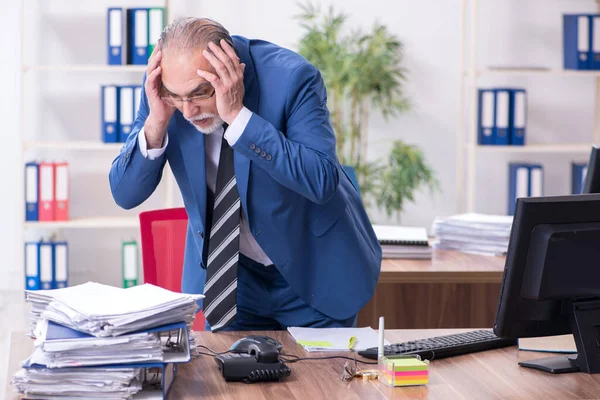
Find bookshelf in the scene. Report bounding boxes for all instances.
[457,0,600,214]
[18,0,175,288]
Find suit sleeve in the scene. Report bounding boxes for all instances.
[109,74,167,210]
[231,63,339,205]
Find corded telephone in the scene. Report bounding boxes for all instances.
[215,335,291,383]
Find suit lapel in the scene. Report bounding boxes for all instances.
[233,36,259,223]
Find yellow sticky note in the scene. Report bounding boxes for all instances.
[297,340,333,347]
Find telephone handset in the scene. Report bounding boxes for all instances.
[215,336,291,383]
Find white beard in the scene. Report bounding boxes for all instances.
[185,113,224,134]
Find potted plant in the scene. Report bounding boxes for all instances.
[295,1,439,220]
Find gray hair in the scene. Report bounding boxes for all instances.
[159,17,237,57]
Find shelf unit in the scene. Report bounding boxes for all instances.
[19,0,174,230]
[17,1,175,289]
[24,217,140,229]
[456,0,600,214]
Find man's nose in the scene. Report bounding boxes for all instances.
[182,100,197,119]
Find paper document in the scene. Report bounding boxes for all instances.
[287,327,390,352]
[518,335,576,353]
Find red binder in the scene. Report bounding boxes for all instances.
[54,162,69,221]
[38,162,55,221]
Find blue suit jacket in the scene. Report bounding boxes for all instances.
[109,36,382,320]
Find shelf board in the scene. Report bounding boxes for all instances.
[22,65,147,72]
[471,68,600,77]
[470,143,592,153]
[23,141,124,151]
[25,217,139,229]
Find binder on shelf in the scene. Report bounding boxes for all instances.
[123,240,139,288]
[592,16,600,70]
[39,241,54,290]
[102,85,119,143]
[530,165,543,197]
[509,88,526,146]
[563,14,591,70]
[494,89,510,145]
[148,8,166,55]
[119,85,135,142]
[572,162,588,194]
[477,89,495,145]
[127,8,149,65]
[25,162,39,221]
[107,7,124,65]
[38,162,55,221]
[25,241,41,290]
[508,163,543,215]
[53,240,68,289]
[53,162,69,221]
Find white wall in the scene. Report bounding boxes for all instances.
[1,0,598,290]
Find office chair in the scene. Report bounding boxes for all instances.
[139,207,205,331]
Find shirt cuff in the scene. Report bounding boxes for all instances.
[138,127,168,160]
[224,106,253,146]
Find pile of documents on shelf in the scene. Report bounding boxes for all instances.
[431,213,513,256]
[372,224,432,259]
[13,282,204,399]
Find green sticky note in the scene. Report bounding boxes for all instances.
[297,340,333,347]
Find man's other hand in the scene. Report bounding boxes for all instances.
[197,39,246,125]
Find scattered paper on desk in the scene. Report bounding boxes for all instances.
[287,327,390,352]
[518,334,576,353]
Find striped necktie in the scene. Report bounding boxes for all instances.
[203,135,240,331]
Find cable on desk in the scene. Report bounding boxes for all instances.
[279,354,378,365]
[195,346,378,365]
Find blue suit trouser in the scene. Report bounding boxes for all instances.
[206,253,357,331]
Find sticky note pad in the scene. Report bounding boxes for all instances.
[378,355,429,387]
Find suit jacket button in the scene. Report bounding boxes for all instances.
[254,147,261,154]
[266,154,272,161]
[260,150,266,157]
[249,143,256,150]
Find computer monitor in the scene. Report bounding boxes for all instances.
[493,193,600,374]
[582,145,600,193]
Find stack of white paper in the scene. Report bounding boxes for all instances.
[12,366,144,399]
[432,213,513,256]
[14,282,199,399]
[41,283,203,337]
[29,319,163,368]
[25,282,123,336]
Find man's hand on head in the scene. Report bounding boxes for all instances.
[197,39,246,125]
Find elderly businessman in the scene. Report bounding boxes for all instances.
[109,17,382,332]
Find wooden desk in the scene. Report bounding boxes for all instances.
[358,250,506,329]
[7,329,600,399]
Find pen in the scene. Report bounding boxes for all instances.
[378,316,385,361]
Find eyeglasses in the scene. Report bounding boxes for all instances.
[159,86,216,107]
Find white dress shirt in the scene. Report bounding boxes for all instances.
[138,107,273,266]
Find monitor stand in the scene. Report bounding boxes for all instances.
[519,298,600,374]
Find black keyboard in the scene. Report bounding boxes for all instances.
[358,330,516,361]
